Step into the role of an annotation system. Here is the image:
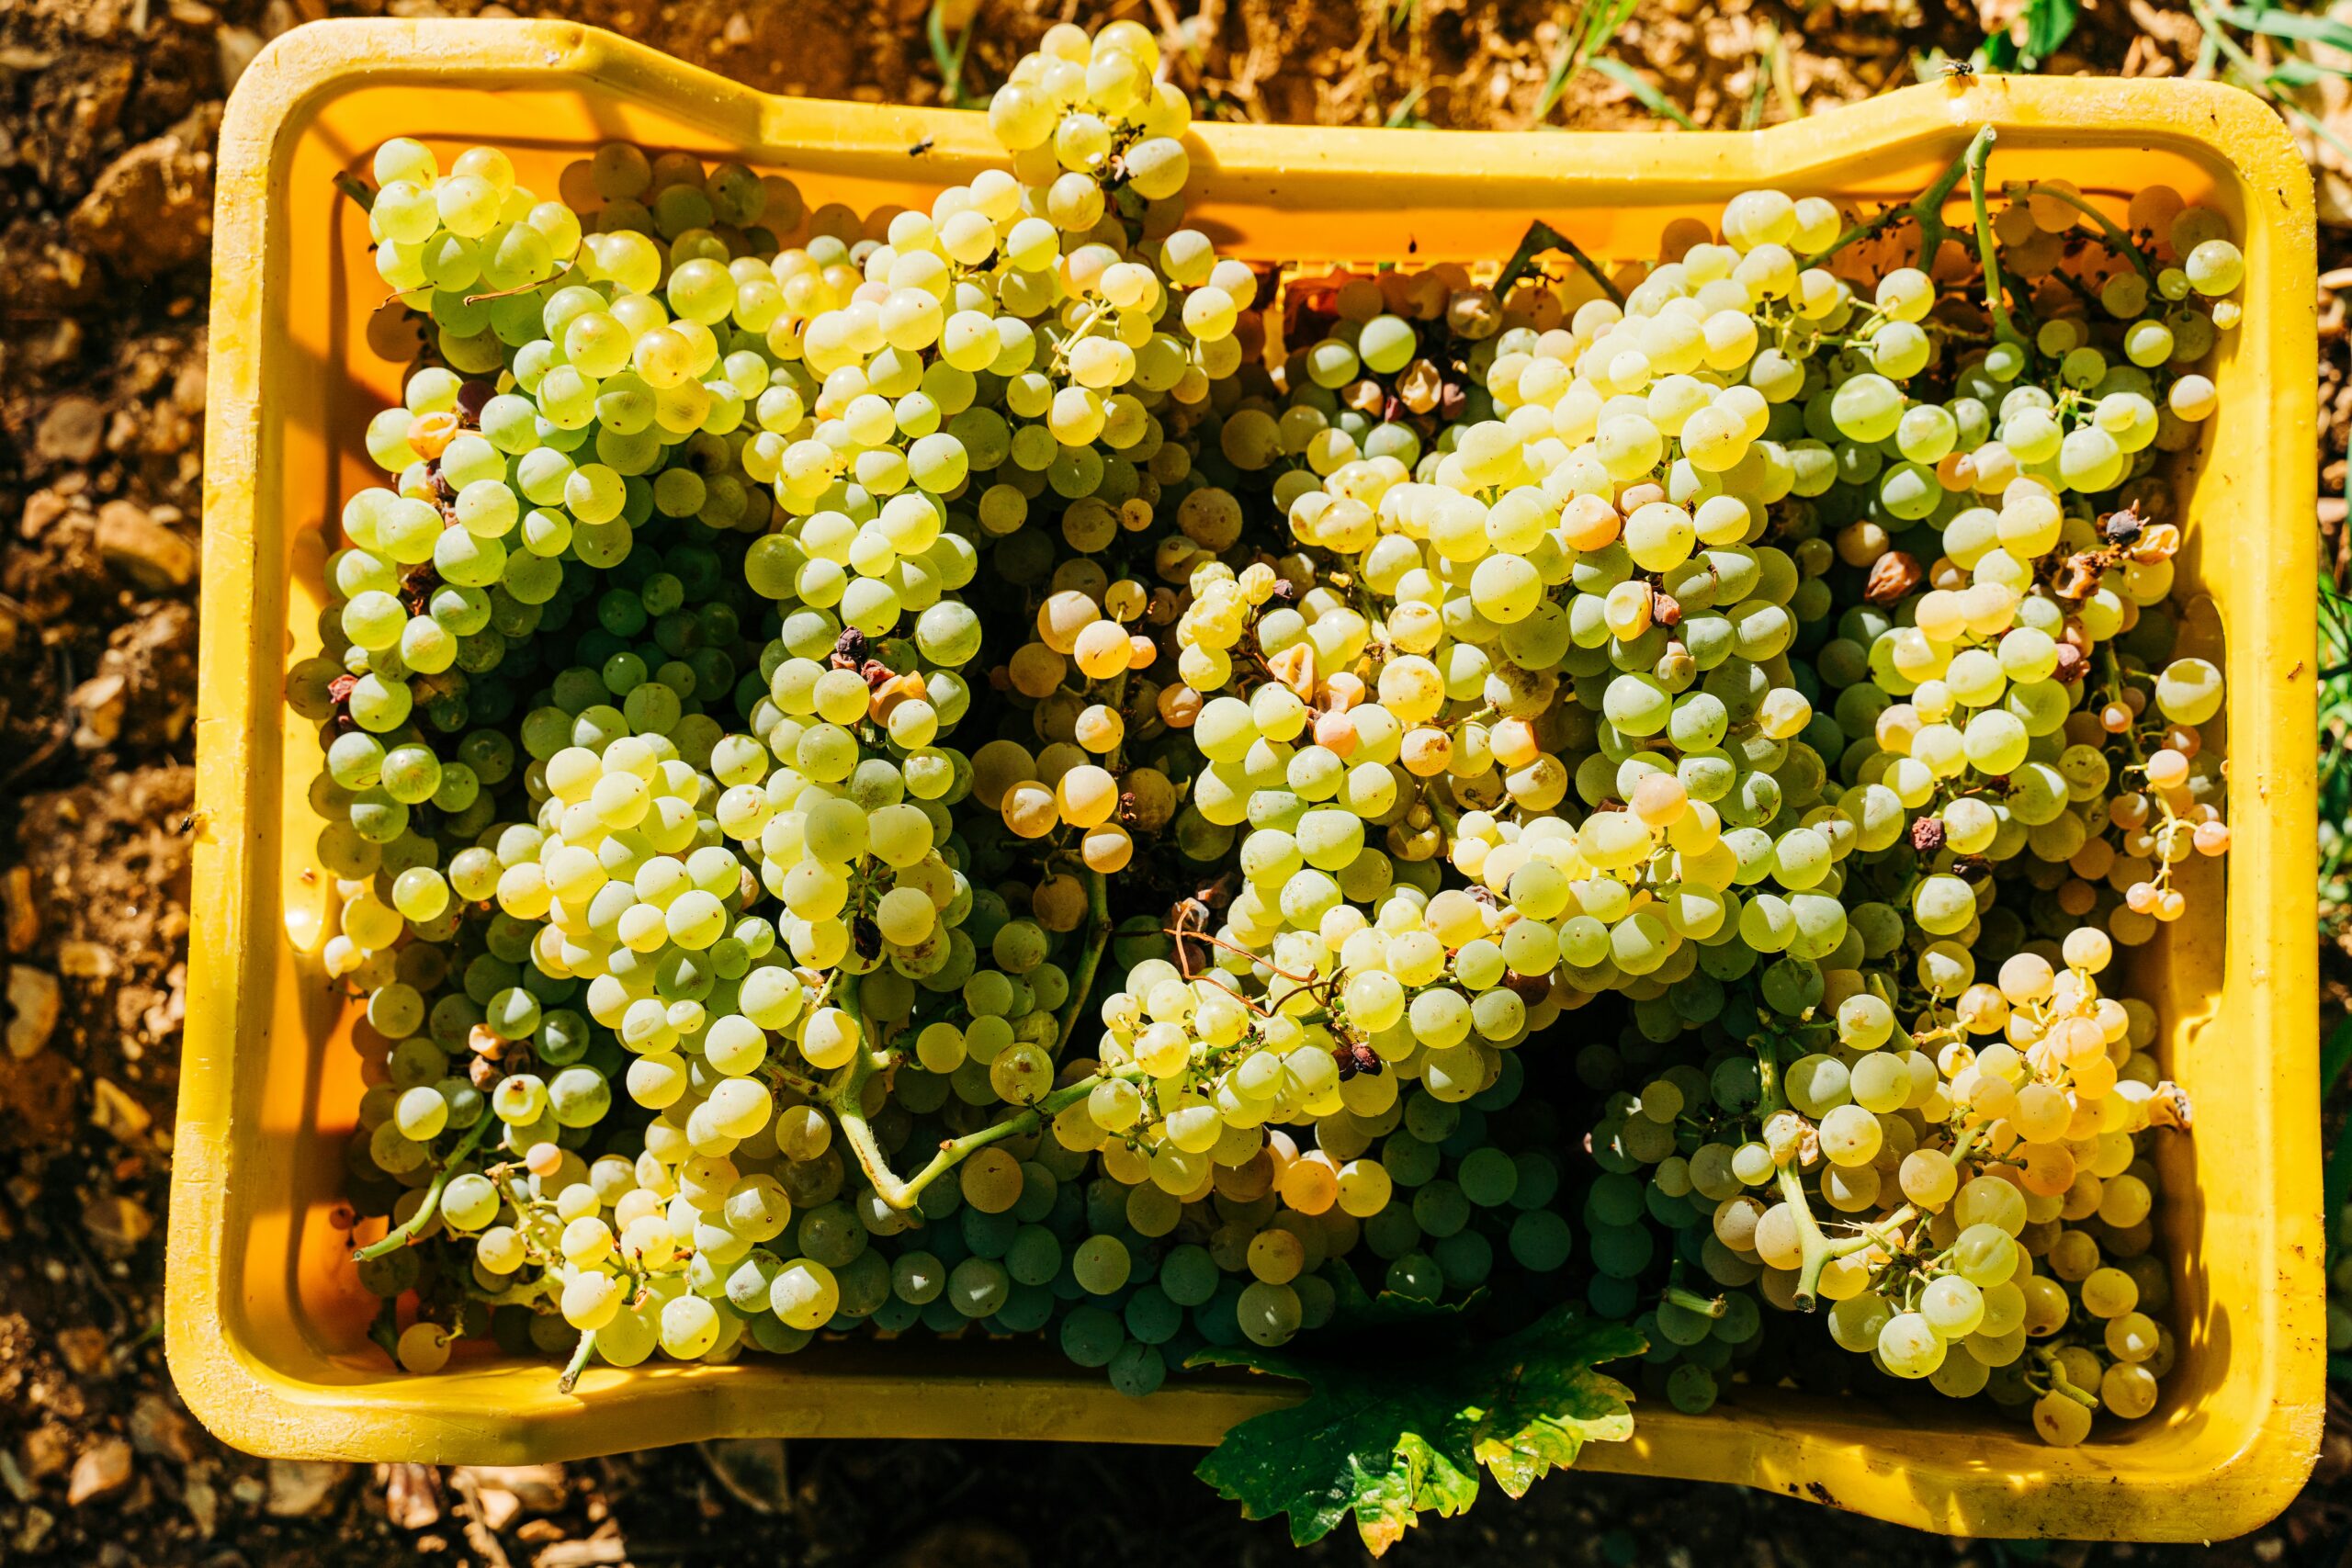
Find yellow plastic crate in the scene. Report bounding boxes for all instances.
[174,18,2322,1539]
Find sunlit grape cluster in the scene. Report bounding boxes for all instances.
[1078,130,2238,1437]
[294,27,2239,1451]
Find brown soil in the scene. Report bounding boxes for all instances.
[0,0,2340,1564]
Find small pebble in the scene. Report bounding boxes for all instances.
[66,1438,131,1506]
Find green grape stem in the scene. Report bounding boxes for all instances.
[2096,644,2151,772]
[1841,1203,1920,1262]
[2092,641,2189,896]
[1493,220,1624,307]
[827,969,1153,1209]
[1751,1034,1829,1310]
[1049,299,1117,375]
[1774,1158,1837,1312]
[1098,668,1132,773]
[1662,1283,1729,1319]
[556,1327,599,1394]
[1753,1030,1905,1309]
[1051,868,1114,1060]
[762,1060,831,1101]
[352,1111,494,1263]
[2033,1347,2102,1408]
[1800,136,1976,271]
[1964,126,2022,350]
[1421,786,1463,841]
[2002,180,2156,285]
[334,172,377,212]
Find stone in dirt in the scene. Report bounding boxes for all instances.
[95,501,197,591]
[453,1463,566,1515]
[0,1047,80,1147]
[67,104,220,280]
[183,1461,220,1539]
[129,1393,198,1464]
[66,1438,131,1506]
[4,866,40,953]
[379,1462,443,1530]
[54,1326,109,1377]
[34,396,106,466]
[265,1458,351,1518]
[6,965,61,1057]
[12,1506,55,1554]
[72,672,127,749]
[81,1191,152,1250]
[21,1425,72,1481]
[90,1076,152,1141]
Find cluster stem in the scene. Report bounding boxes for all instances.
[1493,220,1624,306]
[558,1328,599,1394]
[1802,135,1977,270]
[352,1113,493,1263]
[826,970,1153,1210]
[1964,126,2021,350]
[1053,869,1114,1059]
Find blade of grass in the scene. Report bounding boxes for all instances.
[2321,583,2352,864]
[1578,0,1641,58]
[1743,24,1779,130]
[1770,28,1804,119]
[2019,0,2079,63]
[1529,0,1640,128]
[2192,0,2352,165]
[1533,33,1582,124]
[928,0,978,109]
[1385,85,1430,129]
[2210,2,2352,55]
[1590,57,1696,130]
[2267,56,2338,88]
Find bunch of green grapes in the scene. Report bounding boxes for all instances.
[296,23,2246,1443]
[302,133,929,1366]
[1026,225,1878,1292]
[365,139,584,368]
[315,21,1381,1382]
[1044,153,2240,1428]
[1558,158,2238,1446]
[314,527,783,1371]
[292,130,799,923]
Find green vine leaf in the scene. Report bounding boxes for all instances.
[1317,1258,1483,1329]
[1188,1296,1644,1554]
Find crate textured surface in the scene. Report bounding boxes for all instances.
[174,17,2322,1540]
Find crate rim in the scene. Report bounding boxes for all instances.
[174,17,2322,1541]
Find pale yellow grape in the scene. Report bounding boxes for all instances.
[799,1007,863,1070]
